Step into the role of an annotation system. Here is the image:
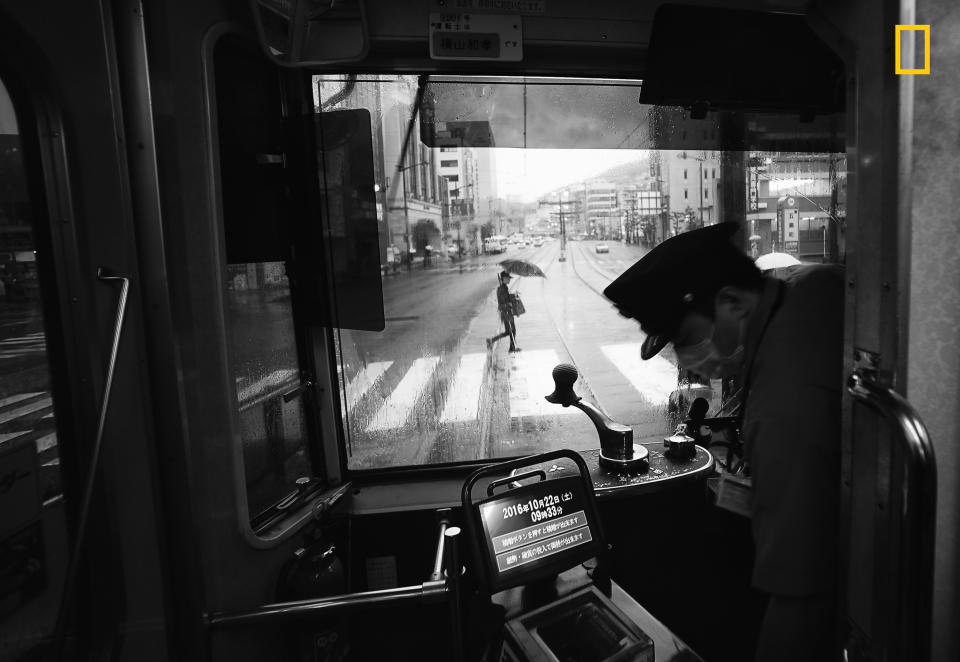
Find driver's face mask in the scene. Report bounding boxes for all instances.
[674,324,744,379]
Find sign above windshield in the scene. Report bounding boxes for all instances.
[429,13,524,61]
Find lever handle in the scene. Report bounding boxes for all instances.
[545,364,637,467]
[545,363,581,406]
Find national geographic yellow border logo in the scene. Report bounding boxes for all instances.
[895,25,930,74]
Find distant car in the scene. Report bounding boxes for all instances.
[595,243,609,254]
[533,239,544,247]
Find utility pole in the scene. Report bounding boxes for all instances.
[699,160,704,226]
[538,195,568,261]
[399,161,412,270]
[558,195,566,262]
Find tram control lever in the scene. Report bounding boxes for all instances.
[545,364,649,472]
[668,396,742,466]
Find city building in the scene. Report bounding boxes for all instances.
[649,149,721,236]
[746,152,846,260]
[636,189,665,246]
[584,181,618,239]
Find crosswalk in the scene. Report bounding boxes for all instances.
[0,390,59,502]
[0,331,46,360]
[340,343,678,433]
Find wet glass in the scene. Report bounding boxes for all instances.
[0,77,68,659]
[226,262,313,518]
[313,75,846,471]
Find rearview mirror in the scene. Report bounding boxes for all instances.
[248,0,369,67]
[419,77,650,150]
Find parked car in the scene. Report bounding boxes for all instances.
[595,243,609,254]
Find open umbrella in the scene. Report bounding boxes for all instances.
[748,234,762,241]
[499,259,547,278]
[755,252,801,271]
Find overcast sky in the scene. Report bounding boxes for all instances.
[493,149,647,202]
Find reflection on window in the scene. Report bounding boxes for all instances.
[226,262,314,518]
[314,74,846,471]
[0,75,66,658]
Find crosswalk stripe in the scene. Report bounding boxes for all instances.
[0,431,30,444]
[236,368,298,404]
[439,353,487,423]
[0,392,42,408]
[509,349,578,418]
[601,343,677,405]
[344,361,392,413]
[365,356,440,432]
[0,397,53,426]
[35,432,57,453]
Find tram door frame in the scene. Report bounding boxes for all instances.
[0,0,183,659]
[813,0,952,660]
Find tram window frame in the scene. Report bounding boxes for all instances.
[207,30,344,545]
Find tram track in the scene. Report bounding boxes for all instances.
[537,241,624,418]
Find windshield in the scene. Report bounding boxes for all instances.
[312,74,846,471]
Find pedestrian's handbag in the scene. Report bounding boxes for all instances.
[510,292,526,316]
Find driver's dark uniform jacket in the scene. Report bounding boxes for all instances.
[740,263,844,596]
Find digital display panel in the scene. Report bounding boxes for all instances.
[477,476,602,590]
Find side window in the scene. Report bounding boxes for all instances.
[215,36,323,530]
[0,76,68,656]
[226,263,314,521]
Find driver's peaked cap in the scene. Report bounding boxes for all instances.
[602,222,743,360]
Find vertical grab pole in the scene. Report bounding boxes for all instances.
[444,526,464,662]
[51,268,130,659]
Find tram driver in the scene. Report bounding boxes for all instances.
[603,222,844,662]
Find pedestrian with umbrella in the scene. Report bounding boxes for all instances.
[486,271,521,352]
[499,258,547,278]
[485,259,545,353]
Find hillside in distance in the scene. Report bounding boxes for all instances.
[589,158,652,185]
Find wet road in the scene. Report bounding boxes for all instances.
[339,239,710,470]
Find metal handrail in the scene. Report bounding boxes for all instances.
[431,520,450,581]
[207,581,448,628]
[847,371,936,662]
[208,516,464,662]
[51,268,130,659]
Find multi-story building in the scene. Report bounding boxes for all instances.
[317,75,473,262]
[436,146,482,254]
[584,181,618,239]
[649,149,721,236]
[618,185,640,243]
[646,106,722,241]
[746,152,846,260]
[636,190,665,246]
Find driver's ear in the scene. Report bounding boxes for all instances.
[714,286,749,318]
